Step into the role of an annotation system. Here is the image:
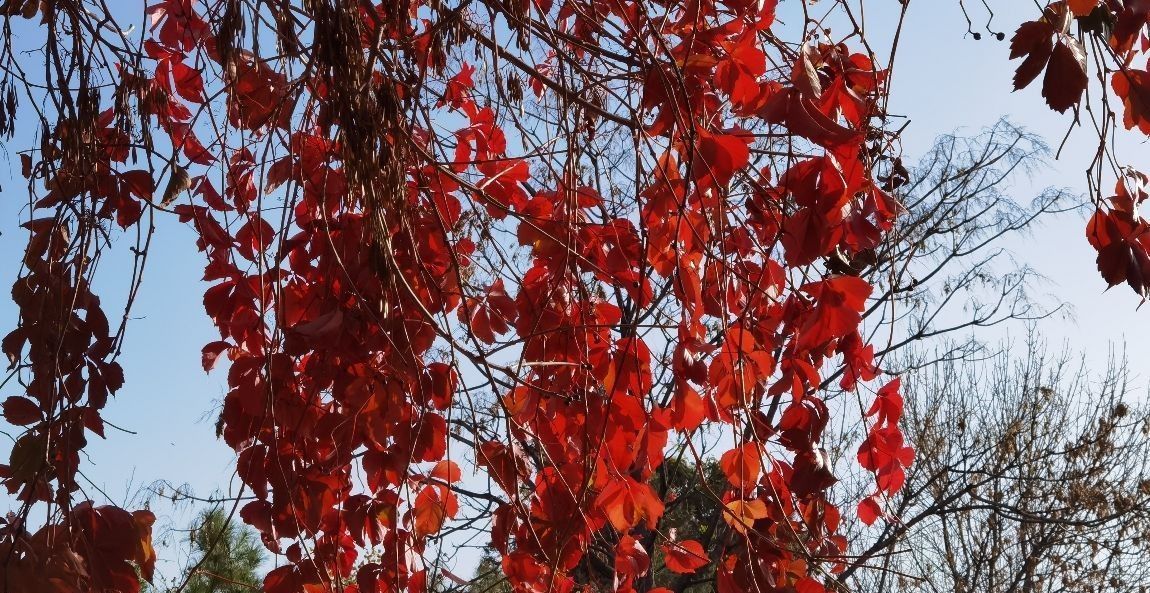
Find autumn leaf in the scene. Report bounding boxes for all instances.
[723,499,769,534]
[796,276,873,352]
[864,377,904,425]
[1113,69,1150,135]
[1068,0,1098,17]
[615,535,651,577]
[413,485,458,538]
[412,413,448,462]
[234,215,275,261]
[264,565,304,593]
[1086,208,1150,296]
[1010,20,1088,112]
[1010,21,1056,91]
[132,510,158,583]
[1043,34,1088,112]
[431,459,462,483]
[669,383,706,431]
[661,539,709,574]
[597,478,665,532]
[692,130,751,187]
[719,443,762,490]
[459,280,517,344]
[200,341,231,372]
[857,495,883,526]
[2,396,40,425]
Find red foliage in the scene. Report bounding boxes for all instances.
[14,0,1150,590]
[661,539,709,574]
[0,1,926,593]
[1005,2,1150,302]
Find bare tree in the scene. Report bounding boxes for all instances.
[854,118,1075,380]
[840,333,1150,593]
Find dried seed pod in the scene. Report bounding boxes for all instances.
[506,73,523,104]
[160,165,192,208]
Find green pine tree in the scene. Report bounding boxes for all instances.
[467,549,511,593]
[180,508,266,593]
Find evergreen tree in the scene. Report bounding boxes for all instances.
[181,508,265,593]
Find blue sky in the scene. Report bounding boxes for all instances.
[0,0,1146,580]
[887,1,1150,367]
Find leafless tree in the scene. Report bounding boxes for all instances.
[839,334,1150,593]
[852,118,1075,382]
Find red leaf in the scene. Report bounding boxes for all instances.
[865,377,904,425]
[264,566,303,593]
[1068,0,1098,17]
[669,383,706,431]
[84,408,106,438]
[791,448,838,497]
[857,495,882,526]
[413,485,457,537]
[264,157,294,195]
[661,539,708,574]
[171,60,206,103]
[478,441,526,497]
[97,361,125,392]
[795,578,826,593]
[615,535,651,577]
[412,413,447,462]
[420,362,456,410]
[760,89,861,148]
[1113,69,1150,135]
[719,443,762,490]
[1042,35,1087,112]
[430,460,462,483]
[2,396,41,425]
[459,280,517,344]
[596,477,665,531]
[235,215,275,261]
[120,170,155,201]
[692,130,751,187]
[1010,21,1055,91]
[201,341,231,372]
[796,276,873,351]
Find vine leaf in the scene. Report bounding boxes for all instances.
[1113,69,1150,134]
[661,539,709,574]
[1010,20,1087,112]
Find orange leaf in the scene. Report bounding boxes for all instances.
[1068,0,1098,17]
[431,459,462,483]
[132,510,158,583]
[597,478,665,531]
[1113,69,1150,135]
[723,499,769,534]
[719,443,762,490]
[413,486,458,537]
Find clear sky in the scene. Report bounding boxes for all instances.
[0,0,1146,581]
[886,1,1150,370]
